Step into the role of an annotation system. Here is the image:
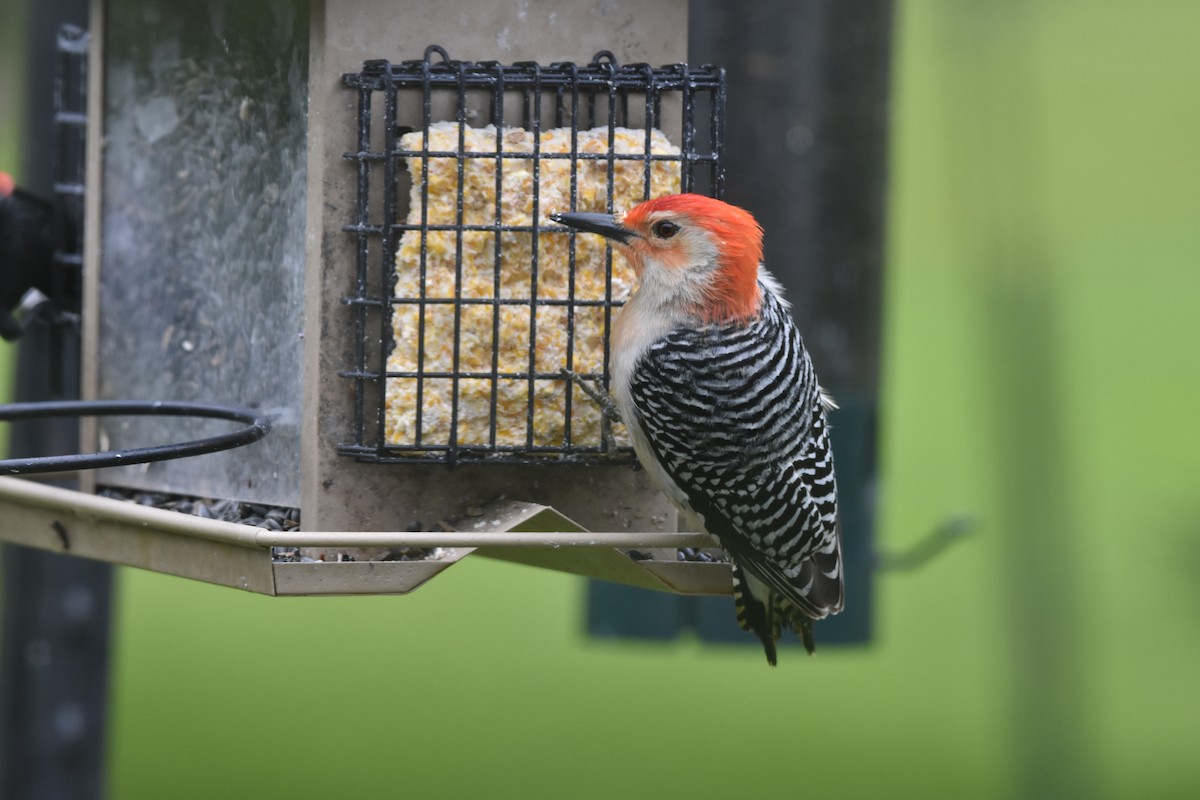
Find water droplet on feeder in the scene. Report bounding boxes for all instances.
[785,125,814,155]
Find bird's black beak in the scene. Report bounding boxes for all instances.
[550,211,635,246]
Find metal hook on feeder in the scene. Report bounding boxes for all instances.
[424,44,451,65]
[590,50,618,66]
[874,514,979,572]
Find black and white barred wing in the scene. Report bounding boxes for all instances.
[628,289,843,619]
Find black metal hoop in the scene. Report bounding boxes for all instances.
[0,400,270,475]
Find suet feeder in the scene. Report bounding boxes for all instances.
[0,0,742,598]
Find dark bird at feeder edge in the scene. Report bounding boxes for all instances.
[0,170,57,340]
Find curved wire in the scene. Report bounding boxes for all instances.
[0,400,270,475]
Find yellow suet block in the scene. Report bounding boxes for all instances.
[385,122,681,451]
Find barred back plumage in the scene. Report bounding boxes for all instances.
[626,279,842,663]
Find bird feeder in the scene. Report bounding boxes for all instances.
[0,0,740,598]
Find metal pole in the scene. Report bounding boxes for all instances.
[0,2,110,799]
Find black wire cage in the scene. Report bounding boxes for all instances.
[339,47,726,465]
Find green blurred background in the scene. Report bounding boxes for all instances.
[2,1,1198,798]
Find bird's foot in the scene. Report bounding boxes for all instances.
[560,369,624,457]
[560,369,623,424]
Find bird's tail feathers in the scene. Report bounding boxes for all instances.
[732,561,778,666]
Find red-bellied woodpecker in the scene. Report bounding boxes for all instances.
[552,194,843,665]
[0,171,56,340]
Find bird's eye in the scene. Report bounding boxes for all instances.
[652,220,680,239]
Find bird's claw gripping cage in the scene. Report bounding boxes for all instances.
[339,48,726,466]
